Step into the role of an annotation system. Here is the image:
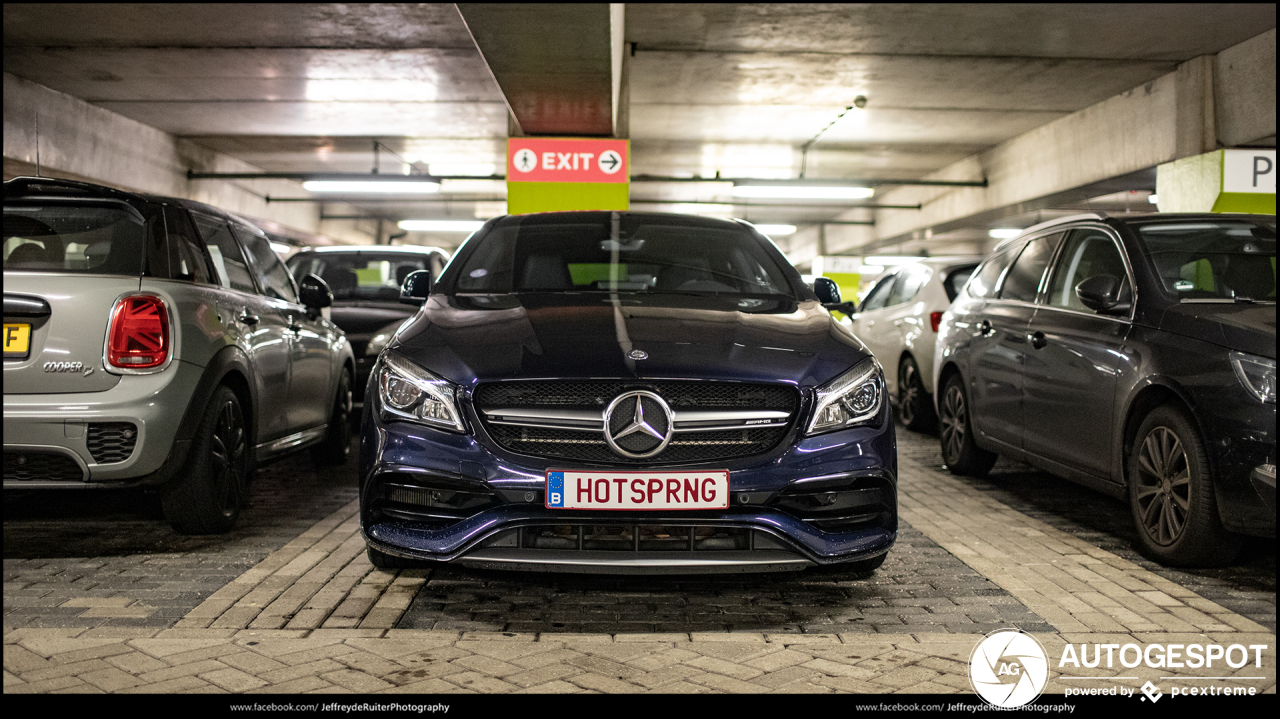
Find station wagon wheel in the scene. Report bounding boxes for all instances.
[938,373,997,477]
[162,385,248,534]
[1127,405,1241,567]
[897,356,936,432]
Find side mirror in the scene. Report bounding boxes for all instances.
[813,277,857,316]
[298,274,332,318]
[1075,274,1129,314]
[400,270,432,306]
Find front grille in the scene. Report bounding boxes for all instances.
[4,452,84,482]
[86,422,138,464]
[474,380,799,465]
[476,524,795,553]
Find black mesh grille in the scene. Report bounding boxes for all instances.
[86,423,138,464]
[475,380,798,465]
[4,452,84,482]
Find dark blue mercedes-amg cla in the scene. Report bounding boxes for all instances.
[358,211,896,574]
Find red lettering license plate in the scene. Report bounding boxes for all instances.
[545,470,730,510]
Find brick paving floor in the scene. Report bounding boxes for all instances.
[4,425,1275,696]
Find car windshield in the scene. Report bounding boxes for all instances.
[288,252,435,302]
[449,216,794,297]
[1135,220,1276,302]
[3,204,147,276]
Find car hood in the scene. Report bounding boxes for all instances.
[1158,302,1276,358]
[388,293,870,388]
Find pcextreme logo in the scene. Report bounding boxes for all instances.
[970,628,1050,708]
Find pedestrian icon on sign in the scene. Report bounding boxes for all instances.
[513,148,537,173]
[598,150,623,174]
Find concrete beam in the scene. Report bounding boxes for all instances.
[457,3,615,136]
[2,72,369,244]
[846,29,1275,253]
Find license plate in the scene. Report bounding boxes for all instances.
[546,470,730,510]
[3,323,31,359]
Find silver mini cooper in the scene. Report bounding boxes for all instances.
[3,177,355,533]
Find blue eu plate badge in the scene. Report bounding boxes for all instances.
[547,472,565,508]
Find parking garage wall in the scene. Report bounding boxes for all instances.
[2,72,371,245]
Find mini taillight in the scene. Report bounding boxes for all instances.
[929,311,943,332]
[108,295,169,370]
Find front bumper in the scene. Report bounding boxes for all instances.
[3,360,203,488]
[359,400,898,573]
[1195,388,1276,537]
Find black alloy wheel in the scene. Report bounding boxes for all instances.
[312,370,353,466]
[897,356,936,432]
[1128,405,1241,567]
[163,385,249,534]
[938,373,998,477]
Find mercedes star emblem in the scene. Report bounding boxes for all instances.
[603,390,673,458]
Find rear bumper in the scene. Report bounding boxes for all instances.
[3,360,202,487]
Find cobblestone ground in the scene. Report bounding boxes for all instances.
[4,450,359,629]
[895,427,1276,632]
[3,422,1274,695]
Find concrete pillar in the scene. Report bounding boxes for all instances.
[1175,55,1217,159]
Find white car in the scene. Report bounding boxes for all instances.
[847,257,981,431]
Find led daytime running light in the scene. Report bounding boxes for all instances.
[806,357,883,434]
[376,353,465,431]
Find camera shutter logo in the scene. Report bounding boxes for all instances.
[969,629,1049,708]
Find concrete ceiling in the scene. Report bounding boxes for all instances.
[3,3,1276,248]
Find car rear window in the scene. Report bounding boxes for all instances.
[1134,220,1276,302]
[288,252,433,302]
[447,217,794,297]
[3,203,150,276]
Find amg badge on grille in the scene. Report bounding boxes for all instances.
[603,390,673,458]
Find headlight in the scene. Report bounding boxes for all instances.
[375,352,466,431]
[1231,351,1276,404]
[805,357,884,435]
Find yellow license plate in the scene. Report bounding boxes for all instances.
[4,323,31,359]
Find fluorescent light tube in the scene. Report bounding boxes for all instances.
[988,229,1022,239]
[398,220,485,232]
[732,185,874,200]
[303,180,440,194]
[753,224,797,236]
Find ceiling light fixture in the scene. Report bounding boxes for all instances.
[753,224,798,236]
[988,229,1022,239]
[1148,194,1159,204]
[732,184,874,200]
[398,220,485,232]
[303,180,440,194]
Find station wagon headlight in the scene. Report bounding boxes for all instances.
[1231,351,1276,404]
[376,352,466,431]
[806,357,884,435]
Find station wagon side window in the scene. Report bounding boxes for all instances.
[998,232,1065,302]
[1044,228,1130,313]
[191,213,258,294]
[235,226,299,303]
[965,250,1013,300]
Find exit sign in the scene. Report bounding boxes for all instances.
[507,138,629,184]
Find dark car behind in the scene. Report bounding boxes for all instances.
[933,212,1275,567]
